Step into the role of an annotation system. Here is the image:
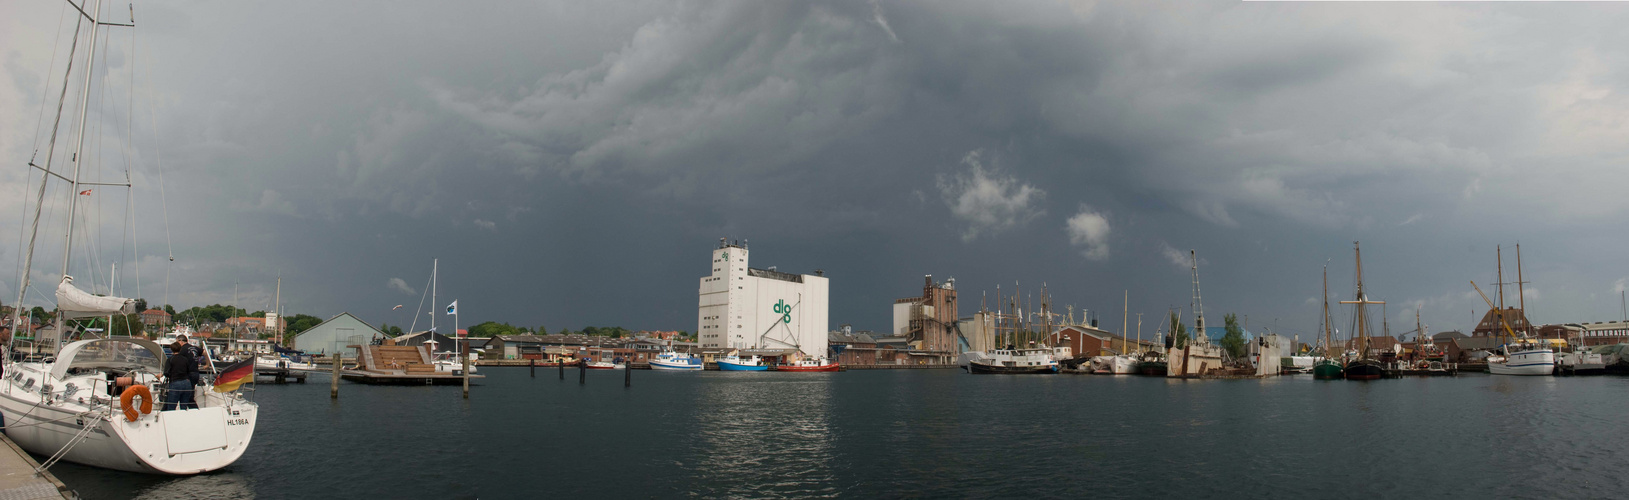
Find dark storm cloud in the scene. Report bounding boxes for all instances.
[5,0,1629,338]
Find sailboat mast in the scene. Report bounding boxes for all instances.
[1136,313,1143,355]
[1323,265,1333,359]
[431,258,437,335]
[275,276,281,345]
[1516,244,1527,336]
[1121,290,1128,355]
[52,0,108,351]
[1190,250,1204,344]
[1496,245,1505,316]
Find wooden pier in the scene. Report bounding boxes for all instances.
[340,345,483,385]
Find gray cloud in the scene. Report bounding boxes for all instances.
[5,0,1629,337]
[937,150,1045,241]
[1065,207,1110,261]
[388,278,416,295]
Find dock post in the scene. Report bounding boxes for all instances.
[462,345,471,399]
[330,355,341,399]
[558,359,564,380]
[625,361,631,387]
[530,358,535,378]
[579,359,585,385]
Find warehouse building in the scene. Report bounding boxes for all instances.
[697,238,829,360]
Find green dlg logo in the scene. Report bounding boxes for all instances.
[772,300,792,323]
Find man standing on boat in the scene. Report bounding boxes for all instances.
[164,335,200,410]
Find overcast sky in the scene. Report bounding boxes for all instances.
[4,0,1629,340]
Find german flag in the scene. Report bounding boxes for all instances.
[212,359,255,392]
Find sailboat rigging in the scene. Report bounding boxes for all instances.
[3,0,258,475]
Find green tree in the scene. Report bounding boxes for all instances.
[134,298,148,312]
[378,322,403,336]
[467,321,521,338]
[1169,311,1189,348]
[285,314,324,337]
[1220,313,1248,360]
[536,325,548,336]
[163,304,175,315]
[110,313,145,337]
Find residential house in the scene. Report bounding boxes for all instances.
[139,308,172,328]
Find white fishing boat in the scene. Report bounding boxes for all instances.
[968,348,1059,374]
[3,0,259,475]
[1488,343,1555,376]
[649,349,703,370]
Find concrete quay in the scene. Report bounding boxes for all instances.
[0,434,74,499]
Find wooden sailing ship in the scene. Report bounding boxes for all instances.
[1341,242,1387,381]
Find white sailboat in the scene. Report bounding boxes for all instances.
[1474,245,1555,377]
[2,0,257,474]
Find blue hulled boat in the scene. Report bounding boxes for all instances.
[716,352,769,371]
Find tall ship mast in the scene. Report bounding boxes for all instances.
[1340,242,1387,381]
[1313,264,1344,379]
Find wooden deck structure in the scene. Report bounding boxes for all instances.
[340,345,482,385]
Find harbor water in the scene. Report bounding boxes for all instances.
[43,369,1629,499]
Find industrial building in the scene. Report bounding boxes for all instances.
[892,275,960,364]
[697,238,830,360]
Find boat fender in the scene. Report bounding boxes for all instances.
[121,384,153,422]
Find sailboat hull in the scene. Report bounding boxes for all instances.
[0,372,258,475]
[1344,360,1386,380]
[968,362,1059,374]
[1312,360,1345,380]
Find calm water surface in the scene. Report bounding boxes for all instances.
[43,368,1629,499]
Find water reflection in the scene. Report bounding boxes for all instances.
[131,472,255,500]
[692,373,836,498]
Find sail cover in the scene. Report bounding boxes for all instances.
[56,275,135,319]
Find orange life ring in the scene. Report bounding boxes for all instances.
[121,384,153,422]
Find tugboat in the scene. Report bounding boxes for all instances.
[968,346,1060,374]
[1341,242,1387,381]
